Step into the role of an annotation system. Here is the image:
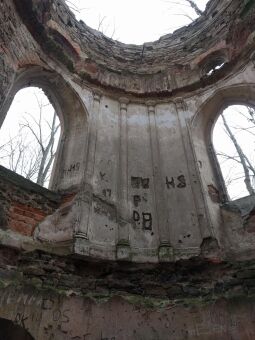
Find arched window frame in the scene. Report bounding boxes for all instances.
[191,84,255,205]
[0,66,89,191]
[198,50,228,78]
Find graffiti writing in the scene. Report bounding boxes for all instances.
[62,162,81,178]
[52,309,70,324]
[131,177,150,189]
[42,298,54,310]
[131,176,152,230]
[133,210,152,230]
[100,172,106,180]
[166,175,186,189]
[133,194,148,207]
[102,189,112,198]
[14,312,28,329]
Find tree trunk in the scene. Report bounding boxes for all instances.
[36,111,60,186]
[222,114,255,195]
[185,0,203,16]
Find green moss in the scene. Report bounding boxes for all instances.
[1,277,255,312]
[0,280,9,289]
[78,71,87,79]
[241,0,255,17]
[44,38,74,72]
[117,240,130,246]
[38,284,68,296]
[29,278,42,289]
[123,295,170,309]
[3,270,255,311]
[84,292,112,304]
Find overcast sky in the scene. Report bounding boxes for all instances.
[0,88,60,186]
[213,105,255,200]
[67,0,209,44]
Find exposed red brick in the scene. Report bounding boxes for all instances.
[208,184,220,203]
[10,207,25,215]
[9,220,33,236]
[10,212,35,225]
[61,193,76,205]
[11,202,47,217]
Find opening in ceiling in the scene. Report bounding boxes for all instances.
[65,0,209,44]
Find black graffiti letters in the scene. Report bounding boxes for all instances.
[14,313,28,329]
[102,189,112,198]
[166,175,186,189]
[142,213,152,230]
[133,210,140,222]
[166,176,175,189]
[133,210,152,230]
[177,175,186,188]
[131,177,150,189]
[133,195,141,207]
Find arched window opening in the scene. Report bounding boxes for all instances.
[200,52,227,77]
[213,104,255,200]
[0,87,61,188]
[0,317,34,340]
[205,61,225,76]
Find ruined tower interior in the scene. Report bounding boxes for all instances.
[0,0,255,338]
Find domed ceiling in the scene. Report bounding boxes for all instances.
[13,0,255,96]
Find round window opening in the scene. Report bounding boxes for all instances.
[65,0,209,44]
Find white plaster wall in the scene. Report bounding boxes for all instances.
[35,63,255,262]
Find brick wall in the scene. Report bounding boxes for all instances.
[0,166,61,236]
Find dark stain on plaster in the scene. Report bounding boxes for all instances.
[200,237,221,260]
[241,0,255,18]
[0,206,8,231]
[13,0,74,72]
[208,184,220,203]
[44,37,74,71]
[93,194,117,222]
[244,208,255,233]
[49,28,79,60]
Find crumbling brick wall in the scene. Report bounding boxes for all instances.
[0,166,60,236]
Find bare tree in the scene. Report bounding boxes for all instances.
[163,0,204,22]
[0,90,60,187]
[183,0,203,16]
[64,0,118,39]
[215,106,255,198]
[221,113,255,195]
[97,15,117,39]
[65,0,89,13]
